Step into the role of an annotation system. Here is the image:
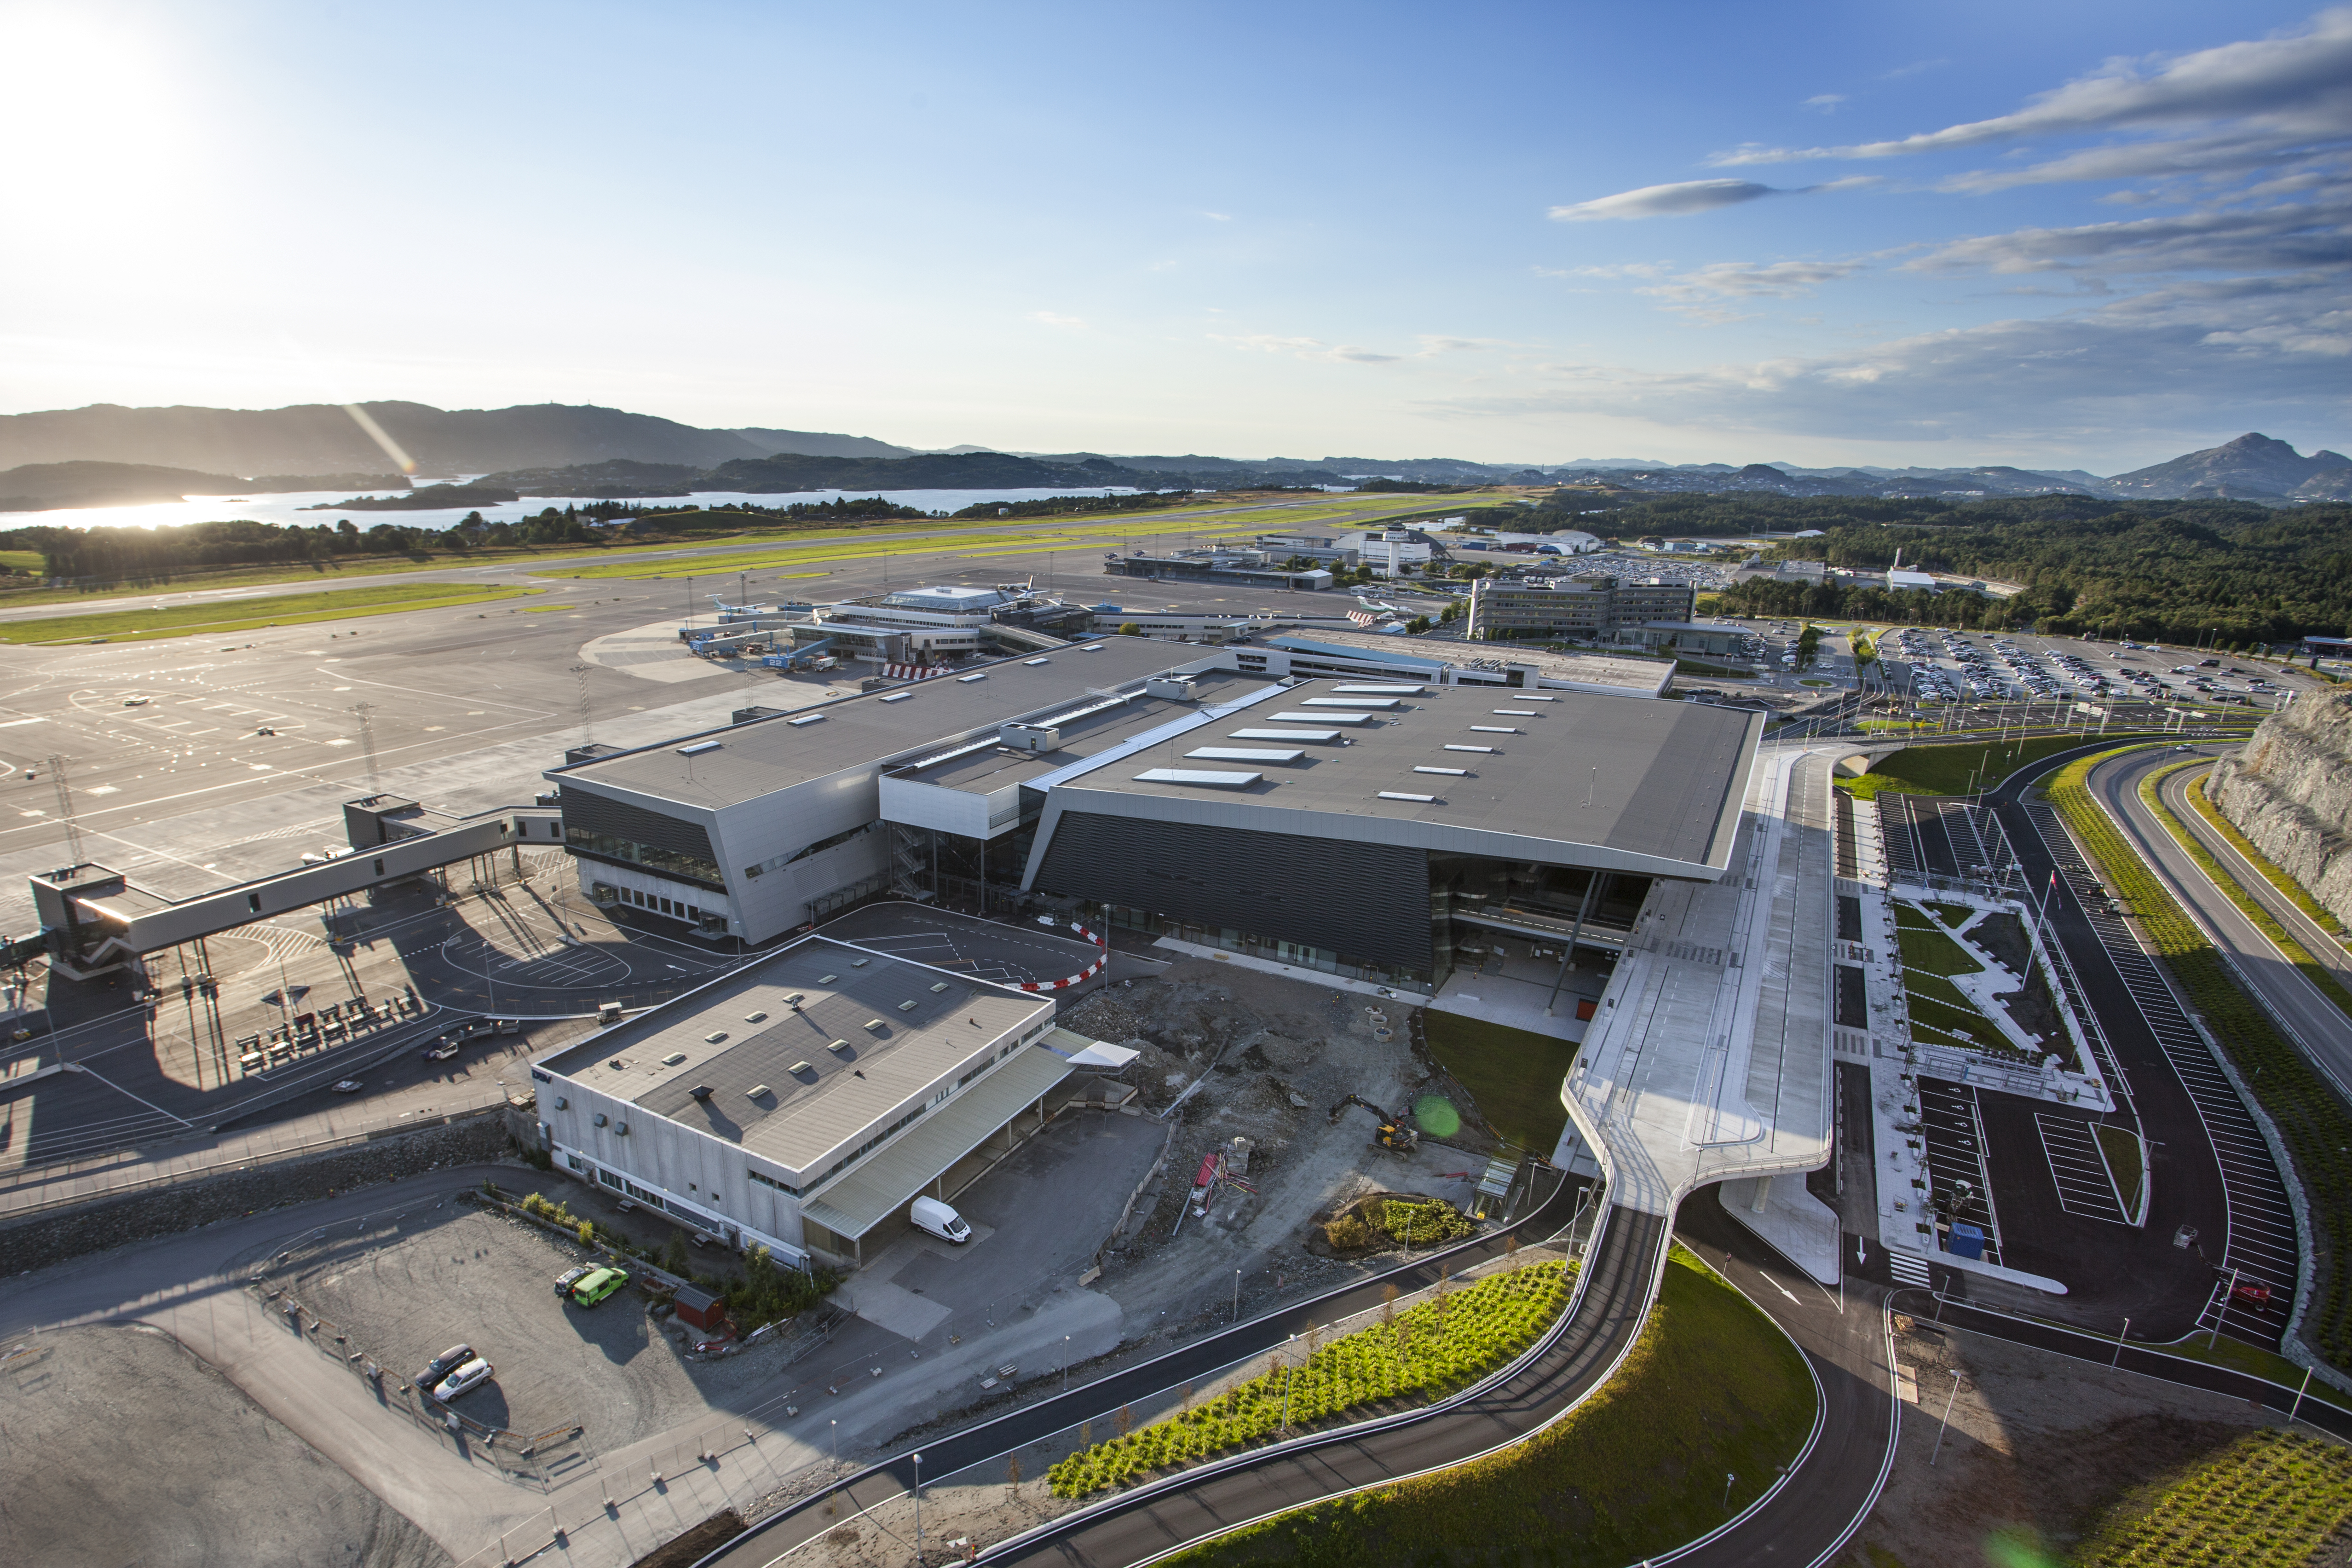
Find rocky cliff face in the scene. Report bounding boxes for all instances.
[2210,688,2352,927]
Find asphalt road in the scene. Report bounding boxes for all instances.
[2096,747,2352,1096]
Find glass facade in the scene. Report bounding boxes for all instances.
[567,826,724,889]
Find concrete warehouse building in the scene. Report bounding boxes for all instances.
[1463,574,1697,642]
[531,935,1127,1268]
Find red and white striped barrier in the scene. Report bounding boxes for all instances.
[1019,923,1108,991]
[883,663,951,680]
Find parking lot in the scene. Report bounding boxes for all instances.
[265,1205,705,1447]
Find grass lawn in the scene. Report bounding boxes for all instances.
[2071,1428,2352,1568]
[1839,732,2168,800]
[1895,904,1986,978]
[1157,1246,1816,1568]
[1421,1011,1582,1155]
[0,582,536,644]
[2094,1124,2144,1219]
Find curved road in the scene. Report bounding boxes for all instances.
[703,1186,1902,1568]
[2093,747,2352,1094]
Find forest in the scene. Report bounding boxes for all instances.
[1522,492,2352,643]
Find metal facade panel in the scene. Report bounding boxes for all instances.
[1033,812,1432,969]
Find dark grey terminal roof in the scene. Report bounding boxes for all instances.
[551,638,1196,808]
[1045,679,1759,873]
[900,669,1264,794]
[537,937,1052,1176]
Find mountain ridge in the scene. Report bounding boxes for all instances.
[0,401,2342,509]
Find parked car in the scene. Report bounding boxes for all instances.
[432,1357,494,1401]
[570,1267,629,1307]
[2233,1281,2275,1305]
[121,695,149,707]
[329,1079,364,1094]
[424,1040,461,1061]
[415,1343,473,1390]
[553,1264,597,1297]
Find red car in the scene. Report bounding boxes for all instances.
[2232,1282,2275,1305]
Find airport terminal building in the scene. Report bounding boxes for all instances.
[547,626,1760,995]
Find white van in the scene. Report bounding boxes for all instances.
[910,1196,972,1245]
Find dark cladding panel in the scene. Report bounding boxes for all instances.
[558,787,717,864]
[1034,813,1430,970]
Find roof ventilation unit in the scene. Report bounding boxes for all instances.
[1143,674,1199,701]
[999,721,1062,752]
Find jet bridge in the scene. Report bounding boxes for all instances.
[31,800,561,978]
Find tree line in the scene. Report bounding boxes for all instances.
[1529,493,2351,644]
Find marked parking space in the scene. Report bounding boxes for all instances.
[2034,1112,2130,1223]
[2026,798,2300,1347]
[1917,1078,2005,1264]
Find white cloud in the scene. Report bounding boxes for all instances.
[1550,179,1784,221]
[1420,271,2351,445]
[1711,7,2352,184]
[1200,211,1234,222]
[1906,198,2352,276]
[1211,333,1398,363]
[1802,94,1845,113]
[1641,259,1865,300]
[1029,310,1087,329]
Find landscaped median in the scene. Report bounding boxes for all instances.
[1049,1260,1572,1499]
[0,582,536,644]
[2045,748,2352,1373]
[1155,1246,1816,1568]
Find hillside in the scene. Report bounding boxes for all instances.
[2108,433,2352,501]
[0,461,409,513]
[0,402,911,478]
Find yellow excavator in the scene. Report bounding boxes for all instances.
[1328,1094,1420,1154]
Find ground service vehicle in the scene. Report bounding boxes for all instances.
[911,1195,973,1244]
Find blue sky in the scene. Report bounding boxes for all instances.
[2,0,2345,470]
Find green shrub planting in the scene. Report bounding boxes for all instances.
[2072,1428,2352,1568]
[1047,1261,1571,1499]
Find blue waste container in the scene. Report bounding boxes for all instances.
[1947,1222,1986,1260]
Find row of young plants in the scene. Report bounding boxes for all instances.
[2071,1427,2352,1568]
[2046,751,2352,1372]
[1047,1260,1573,1499]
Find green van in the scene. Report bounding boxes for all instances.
[570,1267,629,1307]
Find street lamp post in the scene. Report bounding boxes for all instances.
[912,1450,923,1565]
[2113,1316,2130,1368]
[1929,1371,1964,1466]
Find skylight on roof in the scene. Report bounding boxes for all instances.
[1414,766,1468,775]
[788,713,825,726]
[1025,657,1050,665]
[1378,791,1436,803]
[677,740,722,757]
[957,673,988,683]
[1444,744,1494,753]
[1134,768,1262,789]
[880,692,916,703]
[1469,725,1519,734]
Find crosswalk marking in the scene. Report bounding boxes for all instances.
[1889,1251,1932,1286]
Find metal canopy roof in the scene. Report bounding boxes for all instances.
[800,1045,1072,1240]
